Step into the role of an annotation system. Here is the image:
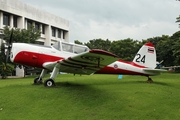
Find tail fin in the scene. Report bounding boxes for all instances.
[132,42,156,69]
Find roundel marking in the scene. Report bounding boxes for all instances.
[114,64,118,69]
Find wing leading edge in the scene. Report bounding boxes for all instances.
[43,49,119,75]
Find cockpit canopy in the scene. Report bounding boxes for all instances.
[52,41,89,54]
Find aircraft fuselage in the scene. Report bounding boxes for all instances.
[10,43,159,76]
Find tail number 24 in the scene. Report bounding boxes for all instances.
[135,54,145,63]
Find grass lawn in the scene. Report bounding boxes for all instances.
[0,73,180,120]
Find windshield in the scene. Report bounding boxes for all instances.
[74,45,88,54]
[62,42,89,54]
[52,41,60,50]
[52,41,89,54]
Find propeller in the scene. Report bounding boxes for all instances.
[4,29,13,69]
[156,60,164,69]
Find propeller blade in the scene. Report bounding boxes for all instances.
[5,50,9,65]
[5,29,13,65]
[9,29,13,45]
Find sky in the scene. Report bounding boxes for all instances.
[20,0,180,43]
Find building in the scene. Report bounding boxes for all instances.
[0,0,69,46]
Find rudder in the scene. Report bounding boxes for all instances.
[132,42,156,69]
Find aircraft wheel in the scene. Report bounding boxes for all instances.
[44,79,55,87]
[147,78,153,83]
[34,77,42,84]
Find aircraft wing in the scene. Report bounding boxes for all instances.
[43,49,119,75]
[143,68,167,75]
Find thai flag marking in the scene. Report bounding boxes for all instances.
[148,47,154,53]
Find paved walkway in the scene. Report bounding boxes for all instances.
[7,76,24,78]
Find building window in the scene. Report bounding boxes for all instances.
[58,29,61,38]
[42,24,45,34]
[52,27,56,37]
[13,16,18,28]
[63,31,66,39]
[35,23,40,31]
[3,13,10,26]
[27,20,32,29]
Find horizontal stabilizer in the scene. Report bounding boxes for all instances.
[143,68,167,75]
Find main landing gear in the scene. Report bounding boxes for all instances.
[34,64,60,87]
[146,76,153,83]
[34,69,47,85]
[34,77,42,84]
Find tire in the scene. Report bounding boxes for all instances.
[44,79,55,87]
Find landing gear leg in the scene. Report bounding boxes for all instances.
[34,69,47,84]
[44,65,59,87]
[146,76,153,83]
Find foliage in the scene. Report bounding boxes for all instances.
[0,43,6,64]
[0,43,14,79]
[171,31,180,65]
[74,40,83,45]
[110,38,143,61]
[176,15,180,23]
[147,35,174,66]
[85,38,111,51]
[3,25,41,43]
[82,30,180,66]
[0,62,14,79]
[84,38,145,61]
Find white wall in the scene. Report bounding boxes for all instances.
[0,0,69,45]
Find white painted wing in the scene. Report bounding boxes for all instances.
[43,49,119,75]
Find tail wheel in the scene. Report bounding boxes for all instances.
[44,79,55,87]
[146,77,153,83]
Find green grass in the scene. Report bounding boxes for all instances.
[0,73,180,120]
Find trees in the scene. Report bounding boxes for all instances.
[0,43,14,78]
[85,38,111,51]
[84,38,144,61]
[176,0,180,27]
[0,26,41,79]
[176,15,180,28]
[171,31,180,65]
[150,35,174,67]
[3,26,41,43]
[110,38,144,61]
[74,40,83,45]
[175,1,180,27]
[176,16,180,23]
[81,30,180,67]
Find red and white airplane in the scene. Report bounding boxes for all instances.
[9,41,165,87]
